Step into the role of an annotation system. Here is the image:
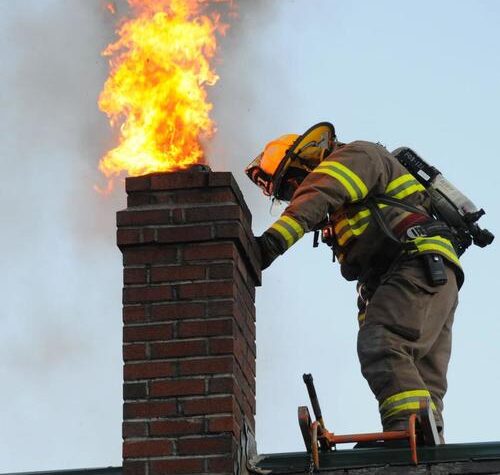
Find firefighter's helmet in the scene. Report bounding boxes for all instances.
[245,122,336,200]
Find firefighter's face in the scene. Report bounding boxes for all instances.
[275,168,308,202]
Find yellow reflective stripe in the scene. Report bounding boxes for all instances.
[334,209,371,233]
[338,233,353,246]
[313,167,358,201]
[413,236,461,267]
[386,174,425,200]
[334,219,349,235]
[358,312,366,323]
[269,215,305,250]
[281,215,305,239]
[337,224,370,246]
[350,209,371,228]
[384,401,437,420]
[314,161,368,202]
[335,226,352,245]
[392,183,426,200]
[380,389,431,411]
[332,162,368,198]
[335,208,372,246]
[270,222,294,248]
[386,174,415,193]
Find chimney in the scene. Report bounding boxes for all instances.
[117,168,261,475]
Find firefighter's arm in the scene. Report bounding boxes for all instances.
[257,143,385,269]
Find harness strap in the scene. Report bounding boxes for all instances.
[365,198,417,251]
[372,194,454,241]
[373,195,428,214]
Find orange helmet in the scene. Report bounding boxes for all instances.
[246,122,336,199]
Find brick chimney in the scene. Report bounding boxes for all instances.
[117,168,261,475]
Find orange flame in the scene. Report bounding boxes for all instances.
[98,0,230,186]
[105,2,116,15]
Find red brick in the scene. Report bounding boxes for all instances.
[150,379,205,397]
[235,264,257,301]
[149,458,204,475]
[124,361,175,380]
[247,351,256,377]
[124,401,177,419]
[157,225,212,244]
[183,242,236,261]
[213,222,243,240]
[208,337,234,355]
[150,340,207,359]
[124,268,148,285]
[234,363,256,398]
[208,264,234,280]
[123,286,172,304]
[151,302,205,321]
[117,209,171,227]
[178,319,233,339]
[235,266,252,299]
[181,396,234,416]
[123,421,148,438]
[172,208,184,224]
[123,460,146,475]
[207,172,233,187]
[127,194,151,207]
[149,419,204,436]
[150,265,206,283]
[151,172,208,190]
[123,439,173,458]
[123,324,173,342]
[177,435,233,456]
[178,282,233,300]
[207,300,234,317]
[123,382,148,399]
[125,175,151,192]
[208,415,238,434]
[155,187,235,205]
[123,246,177,265]
[179,356,234,376]
[123,306,148,323]
[184,204,242,223]
[207,456,234,473]
[123,343,147,361]
[207,172,252,223]
[117,229,143,246]
[208,377,235,395]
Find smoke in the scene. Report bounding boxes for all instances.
[0,1,125,470]
[0,0,286,471]
[206,0,290,230]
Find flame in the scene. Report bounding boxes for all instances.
[98,0,231,186]
[106,3,116,15]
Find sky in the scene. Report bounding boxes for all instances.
[1,0,499,472]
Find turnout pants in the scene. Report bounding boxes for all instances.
[357,255,458,436]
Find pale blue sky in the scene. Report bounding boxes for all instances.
[0,1,499,472]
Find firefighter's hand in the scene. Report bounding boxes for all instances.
[255,233,282,270]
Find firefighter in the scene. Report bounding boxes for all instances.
[246,122,463,442]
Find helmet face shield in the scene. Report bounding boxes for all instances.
[245,153,274,196]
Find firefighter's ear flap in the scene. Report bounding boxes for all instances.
[286,122,336,170]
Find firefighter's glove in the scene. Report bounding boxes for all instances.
[255,233,283,270]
